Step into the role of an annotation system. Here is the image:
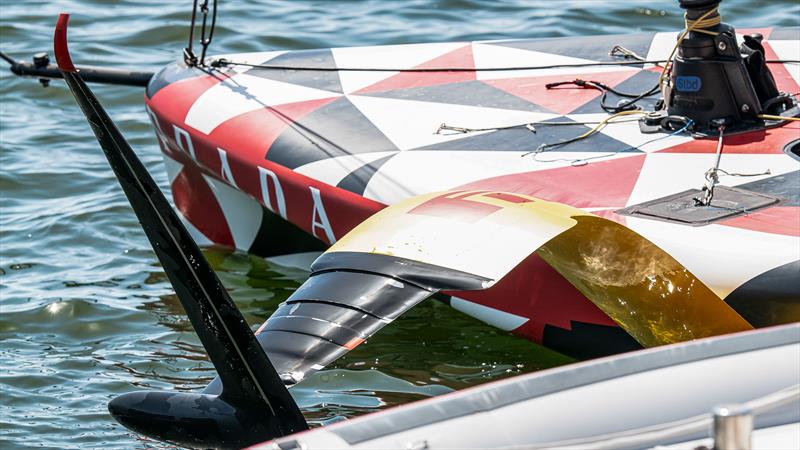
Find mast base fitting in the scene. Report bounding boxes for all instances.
[664,0,795,133]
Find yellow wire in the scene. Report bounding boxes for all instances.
[684,9,721,36]
[658,7,720,91]
[575,110,647,140]
[757,114,800,122]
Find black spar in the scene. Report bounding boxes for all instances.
[52,13,308,449]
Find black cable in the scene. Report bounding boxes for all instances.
[435,116,643,135]
[214,59,799,72]
[591,80,656,98]
[217,59,666,72]
[184,0,199,65]
[545,79,660,113]
[198,0,217,66]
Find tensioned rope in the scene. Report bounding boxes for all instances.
[212,58,798,73]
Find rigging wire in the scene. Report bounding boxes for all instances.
[211,58,798,73]
[609,45,647,62]
[184,0,218,67]
[530,119,695,166]
[184,0,199,65]
[198,0,218,66]
[523,110,648,155]
[215,59,669,72]
[696,124,726,206]
[434,117,643,135]
[693,124,772,206]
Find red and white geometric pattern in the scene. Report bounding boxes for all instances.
[145,28,800,346]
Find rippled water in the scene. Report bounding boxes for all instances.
[1,1,798,448]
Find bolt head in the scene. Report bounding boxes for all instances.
[717,41,727,52]
[741,104,751,113]
[32,52,50,68]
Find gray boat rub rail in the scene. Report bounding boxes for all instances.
[515,386,799,450]
[326,323,800,445]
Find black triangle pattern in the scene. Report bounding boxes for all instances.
[247,48,343,93]
[414,117,642,153]
[734,170,800,206]
[336,153,398,195]
[266,97,400,169]
[363,80,551,112]
[491,32,656,65]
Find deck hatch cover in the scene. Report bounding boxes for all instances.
[616,186,780,226]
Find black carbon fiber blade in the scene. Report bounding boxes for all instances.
[248,253,490,385]
[53,13,306,448]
